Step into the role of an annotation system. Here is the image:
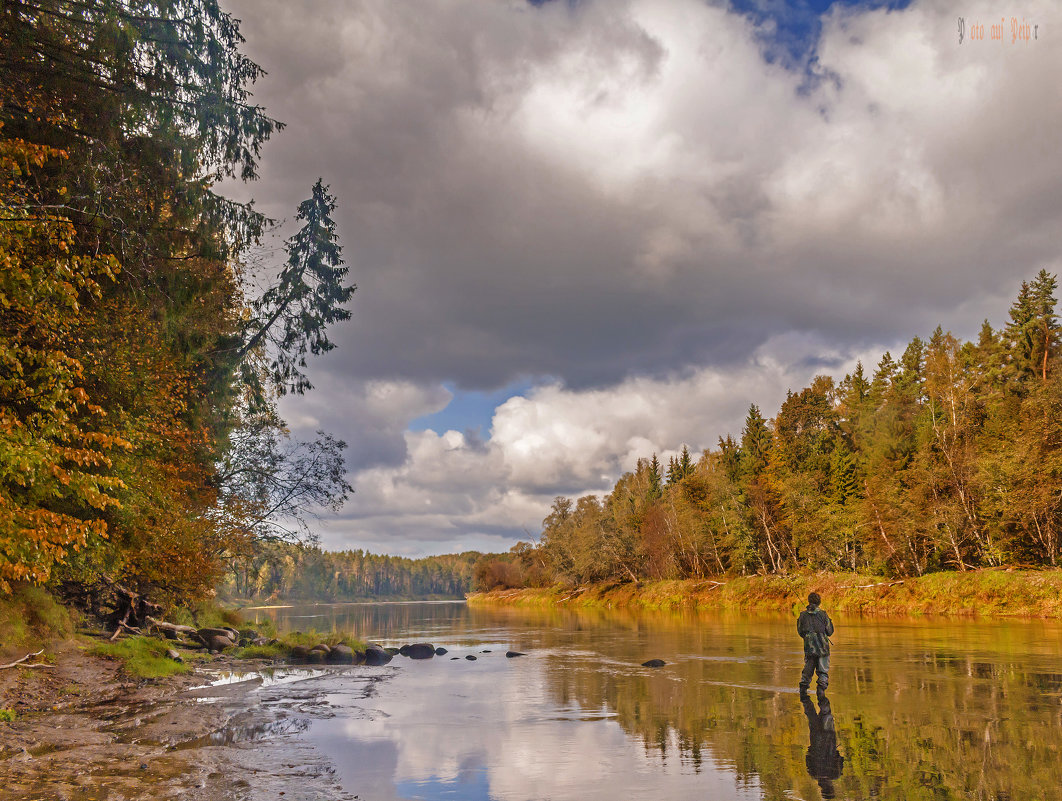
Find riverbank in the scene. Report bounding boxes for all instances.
[467,569,1062,617]
[0,635,365,800]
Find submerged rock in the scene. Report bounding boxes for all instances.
[505,651,526,658]
[435,647,448,656]
[641,659,666,668]
[465,655,477,661]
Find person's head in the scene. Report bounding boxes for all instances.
[808,592,821,606]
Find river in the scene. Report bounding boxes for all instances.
[235,600,1062,800]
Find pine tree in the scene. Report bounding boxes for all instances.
[740,405,772,477]
[647,454,663,501]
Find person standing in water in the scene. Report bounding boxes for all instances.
[797,591,834,697]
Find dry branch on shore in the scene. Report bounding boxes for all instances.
[0,649,54,670]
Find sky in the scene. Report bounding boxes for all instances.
[222,0,1061,557]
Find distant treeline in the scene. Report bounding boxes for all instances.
[221,543,482,601]
[476,271,1062,590]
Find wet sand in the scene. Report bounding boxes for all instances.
[0,640,371,800]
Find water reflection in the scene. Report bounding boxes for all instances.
[802,694,843,799]
[250,601,1062,800]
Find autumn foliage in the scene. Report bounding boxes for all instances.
[1,3,352,605]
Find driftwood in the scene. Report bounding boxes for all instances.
[0,649,54,670]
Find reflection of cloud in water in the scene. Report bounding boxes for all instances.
[306,653,761,800]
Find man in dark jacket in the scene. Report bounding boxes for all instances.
[797,591,834,697]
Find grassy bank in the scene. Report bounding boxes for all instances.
[468,569,1062,618]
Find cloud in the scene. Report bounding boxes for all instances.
[224,0,1062,554]
[311,335,873,553]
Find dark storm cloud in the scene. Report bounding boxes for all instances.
[221,0,1062,554]
[227,0,1061,396]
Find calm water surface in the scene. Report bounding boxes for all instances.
[245,602,1062,801]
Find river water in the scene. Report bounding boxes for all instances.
[241,601,1062,801]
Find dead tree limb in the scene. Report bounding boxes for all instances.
[0,649,53,670]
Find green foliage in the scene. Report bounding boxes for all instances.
[0,709,15,723]
[89,636,189,678]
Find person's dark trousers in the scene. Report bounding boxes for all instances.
[800,654,830,693]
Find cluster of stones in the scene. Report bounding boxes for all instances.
[190,628,533,666]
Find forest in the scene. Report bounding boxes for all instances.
[1,0,355,609]
[220,543,480,602]
[477,271,1062,589]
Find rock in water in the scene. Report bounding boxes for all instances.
[406,643,436,660]
[363,644,393,666]
[328,644,355,664]
[505,651,526,658]
[465,655,477,661]
[641,659,666,668]
[434,647,448,656]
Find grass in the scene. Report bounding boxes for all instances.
[88,636,190,679]
[468,569,1062,618]
[0,583,78,646]
[0,709,15,723]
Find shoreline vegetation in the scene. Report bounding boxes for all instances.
[467,569,1062,618]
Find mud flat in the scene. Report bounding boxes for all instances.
[0,640,382,800]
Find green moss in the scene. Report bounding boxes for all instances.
[0,709,16,723]
[88,636,189,678]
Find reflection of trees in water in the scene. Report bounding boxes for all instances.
[532,612,1062,800]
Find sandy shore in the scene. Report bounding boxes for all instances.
[0,639,359,800]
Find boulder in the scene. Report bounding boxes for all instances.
[290,644,311,660]
[328,644,355,664]
[641,659,666,668]
[434,647,448,656]
[238,628,260,641]
[505,651,526,658]
[252,637,271,647]
[306,650,326,664]
[398,644,411,656]
[363,644,393,666]
[197,627,236,645]
[205,634,232,654]
[310,643,331,655]
[406,643,436,660]
[465,655,477,661]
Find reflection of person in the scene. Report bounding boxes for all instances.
[802,694,843,799]
[797,591,834,697]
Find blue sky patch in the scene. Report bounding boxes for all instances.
[409,379,539,436]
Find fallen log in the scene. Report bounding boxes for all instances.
[145,617,198,640]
